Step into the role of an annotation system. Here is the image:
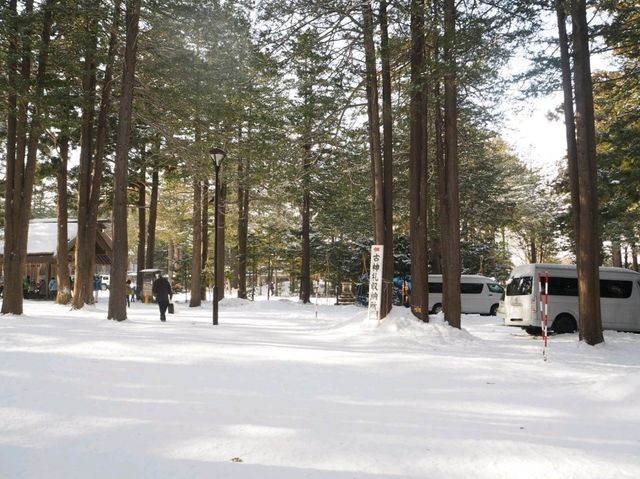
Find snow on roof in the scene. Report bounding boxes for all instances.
[0,219,79,256]
[28,220,79,255]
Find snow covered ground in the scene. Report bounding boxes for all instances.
[1,295,639,478]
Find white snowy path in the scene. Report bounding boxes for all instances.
[1,296,639,478]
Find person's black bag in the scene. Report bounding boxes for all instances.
[168,302,174,314]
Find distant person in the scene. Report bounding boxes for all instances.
[152,273,173,322]
[402,276,411,307]
[93,275,102,302]
[125,279,133,307]
[38,278,46,296]
[23,276,30,298]
[49,277,58,300]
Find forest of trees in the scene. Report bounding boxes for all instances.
[1,1,638,345]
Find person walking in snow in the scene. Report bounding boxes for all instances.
[152,273,172,322]
[49,277,57,300]
[93,275,102,302]
[125,279,133,307]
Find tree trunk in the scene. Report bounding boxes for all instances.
[361,0,388,318]
[136,180,146,299]
[611,240,622,267]
[167,240,175,281]
[556,0,580,252]
[145,166,159,268]
[237,155,249,299]
[190,178,203,307]
[1,0,21,314]
[2,0,52,315]
[201,179,209,300]
[571,0,603,345]
[73,10,98,309]
[530,239,537,263]
[85,0,121,304]
[409,0,429,322]
[55,132,72,304]
[434,60,445,278]
[361,0,385,247]
[108,0,141,321]
[380,0,394,318]
[300,143,312,304]
[430,238,442,274]
[14,0,35,309]
[441,0,462,329]
[216,183,228,300]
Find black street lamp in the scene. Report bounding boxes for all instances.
[210,146,226,325]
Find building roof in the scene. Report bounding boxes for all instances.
[29,219,79,255]
[0,219,112,264]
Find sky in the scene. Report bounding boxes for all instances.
[1,294,639,478]
[501,32,617,180]
[503,92,567,177]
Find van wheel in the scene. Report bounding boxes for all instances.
[101,284,108,291]
[553,314,577,334]
[525,326,542,336]
[490,304,499,316]
[432,303,443,314]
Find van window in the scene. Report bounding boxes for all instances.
[538,276,632,298]
[460,283,483,294]
[506,276,532,296]
[600,280,632,298]
[540,276,578,296]
[487,283,504,294]
[428,282,442,293]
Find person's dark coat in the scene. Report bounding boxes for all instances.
[152,276,172,302]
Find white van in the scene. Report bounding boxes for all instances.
[428,275,504,315]
[504,263,640,334]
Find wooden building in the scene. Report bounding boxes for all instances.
[0,219,112,297]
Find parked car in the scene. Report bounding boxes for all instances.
[504,263,640,334]
[361,274,504,316]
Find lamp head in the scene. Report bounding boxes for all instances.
[209,147,227,167]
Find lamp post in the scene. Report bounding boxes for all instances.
[210,146,226,325]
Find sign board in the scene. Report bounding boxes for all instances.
[139,269,162,304]
[368,245,384,320]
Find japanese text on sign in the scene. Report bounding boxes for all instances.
[368,245,384,319]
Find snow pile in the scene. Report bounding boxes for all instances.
[376,308,478,343]
[311,304,478,352]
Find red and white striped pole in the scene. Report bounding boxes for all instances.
[539,271,549,361]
